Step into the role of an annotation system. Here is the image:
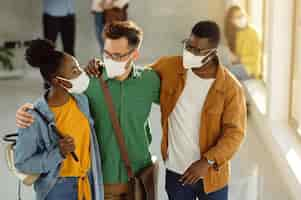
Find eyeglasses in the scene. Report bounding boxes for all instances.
[103,49,135,61]
[181,39,214,56]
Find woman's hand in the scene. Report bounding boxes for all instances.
[84,58,103,77]
[16,103,35,129]
[59,136,75,158]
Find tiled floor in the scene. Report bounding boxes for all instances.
[0,69,291,200]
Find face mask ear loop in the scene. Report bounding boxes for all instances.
[56,76,72,91]
[126,55,135,70]
[201,48,217,65]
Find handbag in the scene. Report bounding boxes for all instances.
[104,4,128,24]
[98,76,157,200]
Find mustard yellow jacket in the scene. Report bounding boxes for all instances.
[236,25,262,79]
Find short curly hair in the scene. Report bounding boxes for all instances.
[191,21,221,46]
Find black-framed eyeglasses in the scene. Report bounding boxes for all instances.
[181,39,213,56]
[103,48,135,61]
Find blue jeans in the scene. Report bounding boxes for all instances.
[94,12,105,53]
[45,175,94,200]
[45,177,78,200]
[165,170,228,200]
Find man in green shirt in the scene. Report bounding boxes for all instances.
[85,20,160,186]
[15,21,160,199]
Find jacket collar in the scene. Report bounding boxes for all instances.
[34,91,55,123]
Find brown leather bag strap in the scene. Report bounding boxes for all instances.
[98,76,134,179]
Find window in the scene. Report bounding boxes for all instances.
[291,0,301,135]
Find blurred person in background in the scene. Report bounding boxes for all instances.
[225,5,262,80]
[91,0,130,53]
[43,0,76,56]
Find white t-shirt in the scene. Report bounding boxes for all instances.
[166,69,214,174]
[91,0,130,12]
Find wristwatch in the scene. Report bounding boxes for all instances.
[206,159,219,171]
[207,159,215,166]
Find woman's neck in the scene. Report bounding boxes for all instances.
[47,87,71,107]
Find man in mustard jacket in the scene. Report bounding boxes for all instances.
[151,21,247,200]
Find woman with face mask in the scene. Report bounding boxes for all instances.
[14,39,104,200]
[225,5,262,79]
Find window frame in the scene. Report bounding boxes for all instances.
[289,0,301,136]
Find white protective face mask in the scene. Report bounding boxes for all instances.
[103,57,130,79]
[235,17,248,29]
[57,69,90,94]
[183,48,216,69]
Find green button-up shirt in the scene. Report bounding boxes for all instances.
[85,66,160,184]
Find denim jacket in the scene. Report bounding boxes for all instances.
[14,93,104,200]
